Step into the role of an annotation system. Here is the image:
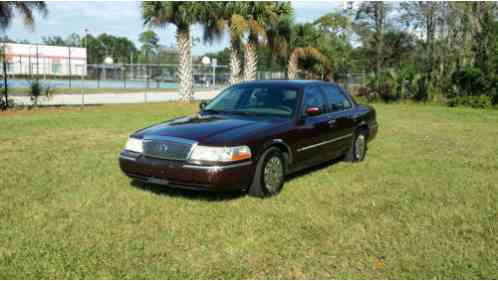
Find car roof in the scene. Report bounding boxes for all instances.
[237,80,333,88]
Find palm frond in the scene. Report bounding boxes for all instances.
[0,2,47,30]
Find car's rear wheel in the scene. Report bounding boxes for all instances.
[345,129,368,162]
[248,147,285,198]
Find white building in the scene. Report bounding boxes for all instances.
[3,43,87,77]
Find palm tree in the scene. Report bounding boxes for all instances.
[222,2,246,85]
[288,47,329,80]
[237,2,291,81]
[265,5,293,77]
[0,2,47,110]
[227,13,244,84]
[0,2,47,30]
[198,2,242,85]
[205,2,291,84]
[142,2,204,102]
[287,23,330,80]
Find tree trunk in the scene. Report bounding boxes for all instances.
[287,49,299,80]
[2,42,7,110]
[176,28,193,102]
[229,35,241,85]
[374,2,385,85]
[425,2,436,84]
[243,41,257,81]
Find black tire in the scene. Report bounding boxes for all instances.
[345,129,368,162]
[248,147,286,198]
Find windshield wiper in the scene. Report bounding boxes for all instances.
[202,109,223,114]
[224,111,263,116]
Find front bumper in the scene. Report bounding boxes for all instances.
[118,150,255,191]
[368,121,379,142]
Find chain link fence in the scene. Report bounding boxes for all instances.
[1,60,366,105]
[1,63,236,91]
[335,72,367,96]
[1,61,366,92]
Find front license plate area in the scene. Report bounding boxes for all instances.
[147,177,169,186]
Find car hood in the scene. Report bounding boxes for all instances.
[132,113,289,145]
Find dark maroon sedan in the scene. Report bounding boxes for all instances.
[119,80,378,197]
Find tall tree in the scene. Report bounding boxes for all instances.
[139,30,159,63]
[43,34,81,47]
[212,2,245,85]
[286,23,330,80]
[470,2,497,76]
[0,2,47,30]
[80,33,137,64]
[203,2,291,84]
[97,33,137,64]
[237,2,292,81]
[314,12,353,79]
[400,2,440,83]
[355,2,391,82]
[142,2,205,102]
[265,6,293,76]
[0,1,47,110]
[42,35,65,46]
[65,33,81,47]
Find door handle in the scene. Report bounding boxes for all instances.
[328,119,336,127]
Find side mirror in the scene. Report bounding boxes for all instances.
[199,101,208,110]
[305,106,321,116]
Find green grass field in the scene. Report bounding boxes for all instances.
[0,102,497,279]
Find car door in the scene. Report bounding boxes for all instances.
[293,85,334,167]
[321,84,355,158]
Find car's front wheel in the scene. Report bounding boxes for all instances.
[248,147,285,198]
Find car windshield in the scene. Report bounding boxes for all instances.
[204,85,299,118]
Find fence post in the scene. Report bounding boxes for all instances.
[212,65,216,89]
[144,65,149,103]
[68,46,72,88]
[146,65,150,89]
[123,65,126,89]
[81,71,85,107]
[97,65,100,88]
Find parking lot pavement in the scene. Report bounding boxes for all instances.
[10,90,219,106]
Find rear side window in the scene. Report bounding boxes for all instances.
[322,84,352,111]
[302,86,326,116]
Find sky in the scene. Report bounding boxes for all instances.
[3,1,344,55]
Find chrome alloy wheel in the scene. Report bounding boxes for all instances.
[263,156,284,192]
[355,134,366,160]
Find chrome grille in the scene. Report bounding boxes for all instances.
[142,136,196,161]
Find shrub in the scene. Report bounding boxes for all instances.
[364,72,398,103]
[447,95,493,109]
[450,67,496,101]
[362,69,433,103]
[0,97,15,109]
[28,80,53,107]
[352,88,370,104]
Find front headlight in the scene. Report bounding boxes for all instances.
[189,145,251,162]
[125,137,143,153]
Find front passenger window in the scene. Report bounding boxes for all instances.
[302,86,326,116]
[323,84,352,111]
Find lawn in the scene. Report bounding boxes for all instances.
[0,102,497,279]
